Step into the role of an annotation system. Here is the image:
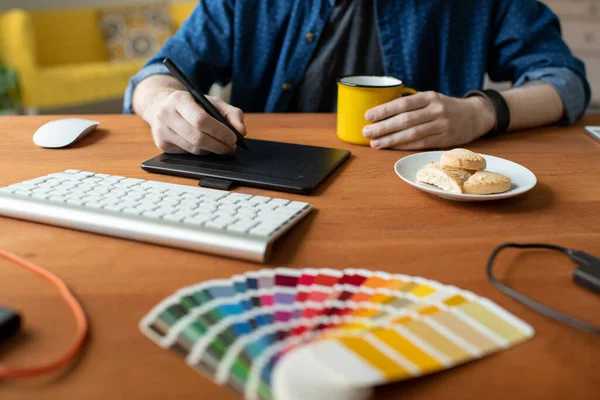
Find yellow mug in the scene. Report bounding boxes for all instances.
[337,76,417,145]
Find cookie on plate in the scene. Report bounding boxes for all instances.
[463,171,511,195]
[416,162,473,194]
[440,148,486,171]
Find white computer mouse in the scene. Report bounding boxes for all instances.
[33,118,99,148]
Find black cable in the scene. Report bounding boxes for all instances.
[487,242,600,335]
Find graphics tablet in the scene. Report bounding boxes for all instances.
[141,139,351,194]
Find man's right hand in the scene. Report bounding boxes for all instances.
[133,75,246,155]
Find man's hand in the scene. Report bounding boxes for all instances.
[363,91,496,150]
[133,75,246,155]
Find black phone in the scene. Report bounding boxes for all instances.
[0,306,21,343]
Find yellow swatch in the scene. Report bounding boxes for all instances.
[410,284,436,297]
[371,328,443,374]
[458,302,526,343]
[444,294,468,307]
[337,336,410,381]
[403,320,471,363]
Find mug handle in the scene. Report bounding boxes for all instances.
[399,87,417,96]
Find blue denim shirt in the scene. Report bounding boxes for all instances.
[124,0,590,123]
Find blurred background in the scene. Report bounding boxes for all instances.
[0,0,598,116]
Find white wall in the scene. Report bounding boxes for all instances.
[0,0,190,12]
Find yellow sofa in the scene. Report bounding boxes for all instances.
[0,2,195,110]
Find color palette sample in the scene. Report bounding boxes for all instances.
[140,268,534,400]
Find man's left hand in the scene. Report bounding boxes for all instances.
[363,91,496,150]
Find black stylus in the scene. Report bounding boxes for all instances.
[163,58,248,150]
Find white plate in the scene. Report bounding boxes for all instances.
[394,151,537,202]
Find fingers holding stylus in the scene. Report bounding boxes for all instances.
[168,113,234,155]
[173,92,240,151]
[152,90,245,155]
[209,96,248,137]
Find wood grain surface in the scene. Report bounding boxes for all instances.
[1,114,599,400]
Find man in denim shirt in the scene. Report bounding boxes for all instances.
[125,0,589,155]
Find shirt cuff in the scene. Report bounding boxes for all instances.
[514,67,587,125]
[123,63,170,115]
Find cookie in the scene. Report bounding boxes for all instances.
[416,162,473,194]
[463,171,511,195]
[440,148,486,171]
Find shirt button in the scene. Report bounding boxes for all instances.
[282,82,292,91]
[305,32,315,43]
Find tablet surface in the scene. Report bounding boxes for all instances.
[141,139,351,194]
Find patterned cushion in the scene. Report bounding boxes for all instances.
[99,3,173,62]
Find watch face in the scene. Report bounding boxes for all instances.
[585,126,600,141]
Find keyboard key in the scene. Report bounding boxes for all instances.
[142,210,164,219]
[227,220,258,233]
[163,214,185,222]
[218,204,239,213]
[144,187,168,194]
[105,176,125,182]
[119,201,140,209]
[287,201,310,210]
[215,210,234,218]
[213,216,236,225]
[57,182,79,189]
[143,195,162,203]
[48,173,84,181]
[66,198,86,206]
[155,206,176,215]
[49,196,66,202]
[220,196,242,204]
[272,207,298,217]
[256,213,288,225]
[249,223,280,237]
[94,173,110,178]
[121,178,144,186]
[64,169,80,174]
[83,177,103,184]
[99,198,119,206]
[65,193,85,200]
[268,199,290,207]
[205,219,229,230]
[9,183,37,191]
[0,187,16,194]
[176,206,197,215]
[105,204,125,212]
[180,199,200,207]
[123,208,142,215]
[201,199,219,207]
[238,206,257,214]
[198,204,218,213]
[225,193,252,202]
[136,203,158,212]
[14,190,32,197]
[31,193,50,200]
[183,215,212,226]
[22,177,49,185]
[109,190,128,197]
[85,202,104,209]
[247,196,271,204]
[256,203,277,211]
[181,193,204,200]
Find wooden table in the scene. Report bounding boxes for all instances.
[1,115,599,400]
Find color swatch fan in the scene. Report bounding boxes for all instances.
[140,268,534,400]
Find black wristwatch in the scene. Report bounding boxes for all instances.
[464,89,511,135]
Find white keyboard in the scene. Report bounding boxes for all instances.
[0,170,313,262]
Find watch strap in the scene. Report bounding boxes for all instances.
[465,89,511,135]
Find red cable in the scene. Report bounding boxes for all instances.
[0,250,88,378]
